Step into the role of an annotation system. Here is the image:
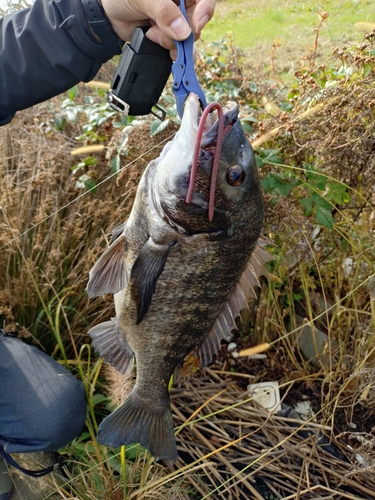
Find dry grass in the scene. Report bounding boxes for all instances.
[100,353,375,500]
[0,104,113,341]
[1,30,375,500]
[171,369,375,499]
[0,91,172,351]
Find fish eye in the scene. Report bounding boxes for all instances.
[226,165,245,186]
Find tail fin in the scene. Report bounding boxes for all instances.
[97,391,178,463]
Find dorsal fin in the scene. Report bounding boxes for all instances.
[198,237,275,367]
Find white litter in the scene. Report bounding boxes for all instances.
[247,381,281,413]
[294,401,316,422]
[227,342,237,352]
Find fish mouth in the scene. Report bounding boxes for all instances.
[184,96,239,221]
[155,95,240,232]
[197,99,239,148]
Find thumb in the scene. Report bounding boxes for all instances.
[151,0,191,40]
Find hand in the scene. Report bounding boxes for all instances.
[101,0,215,51]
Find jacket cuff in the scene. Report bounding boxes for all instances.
[56,0,123,60]
[81,0,123,55]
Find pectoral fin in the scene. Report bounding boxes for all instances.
[130,239,174,324]
[87,234,127,298]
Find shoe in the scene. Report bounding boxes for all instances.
[0,457,13,500]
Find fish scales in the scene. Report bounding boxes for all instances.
[87,94,266,462]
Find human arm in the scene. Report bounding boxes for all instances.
[0,0,123,126]
[0,0,215,126]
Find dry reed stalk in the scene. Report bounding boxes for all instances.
[169,370,375,499]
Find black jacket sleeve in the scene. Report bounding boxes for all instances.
[0,0,123,125]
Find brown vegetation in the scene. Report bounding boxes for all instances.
[1,31,375,499]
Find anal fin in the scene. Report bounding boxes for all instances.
[87,234,127,298]
[88,318,134,375]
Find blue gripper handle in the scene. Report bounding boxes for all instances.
[172,0,207,117]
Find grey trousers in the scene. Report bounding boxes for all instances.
[0,332,87,453]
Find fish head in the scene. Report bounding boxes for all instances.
[154,94,263,236]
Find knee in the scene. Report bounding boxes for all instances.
[0,334,87,453]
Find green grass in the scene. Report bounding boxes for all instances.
[200,0,375,75]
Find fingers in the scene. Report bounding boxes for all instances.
[146,0,215,51]
[191,0,216,34]
[102,0,215,48]
[159,0,215,38]
[146,25,176,51]
[151,0,191,40]
[107,19,147,42]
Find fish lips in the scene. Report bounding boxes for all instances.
[200,101,239,148]
[168,102,241,198]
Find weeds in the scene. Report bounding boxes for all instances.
[1,8,375,500]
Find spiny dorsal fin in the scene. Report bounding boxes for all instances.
[198,237,275,367]
[87,233,127,298]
